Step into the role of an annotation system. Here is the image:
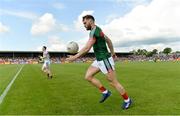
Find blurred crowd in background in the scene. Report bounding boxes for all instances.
[0,53,180,64]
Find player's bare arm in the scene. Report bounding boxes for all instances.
[104,35,117,59]
[67,38,96,62]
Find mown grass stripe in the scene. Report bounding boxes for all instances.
[0,65,24,105]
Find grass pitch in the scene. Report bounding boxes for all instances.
[0,61,180,115]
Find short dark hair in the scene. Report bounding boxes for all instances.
[82,15,95,21]
[43,46,47,50]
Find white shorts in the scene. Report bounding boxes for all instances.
[42,60,50,69]
[91,57,115,74]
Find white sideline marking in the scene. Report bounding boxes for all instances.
[0,65,24,105]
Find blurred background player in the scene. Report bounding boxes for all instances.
[40,46,52,79]
[67,15,132,109]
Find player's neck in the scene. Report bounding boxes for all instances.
[91,24,96,30]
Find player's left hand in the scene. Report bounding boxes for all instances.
[66,55,76,62]
[38,55,43,59]
[38,55,42,58]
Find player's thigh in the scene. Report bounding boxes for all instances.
[85,66,100,79]
[102,57,117,81]
[98,57,115,74]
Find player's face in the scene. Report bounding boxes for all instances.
[83,19,92,30]
[42,47,45,51]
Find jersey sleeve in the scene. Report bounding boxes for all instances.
[98,27,105,38]
[94,27,105,39]
[89,26,105,41]
[100,31,105,37]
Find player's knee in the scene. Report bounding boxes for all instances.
[111,81,118,86]
[85,77,92,82]
[85,74,92,82]
[110,82,115,88]
[107,76,113,82]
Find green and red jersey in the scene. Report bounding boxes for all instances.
[89,26,110,61]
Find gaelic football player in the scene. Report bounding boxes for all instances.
[41,46,52,79]
[67,15,132,109]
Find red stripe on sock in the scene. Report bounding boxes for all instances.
[99,86,106,92]
[121,93,129,100]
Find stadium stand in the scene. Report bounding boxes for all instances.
[0,51,133,64]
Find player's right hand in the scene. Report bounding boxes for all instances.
[66,55,76,62]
